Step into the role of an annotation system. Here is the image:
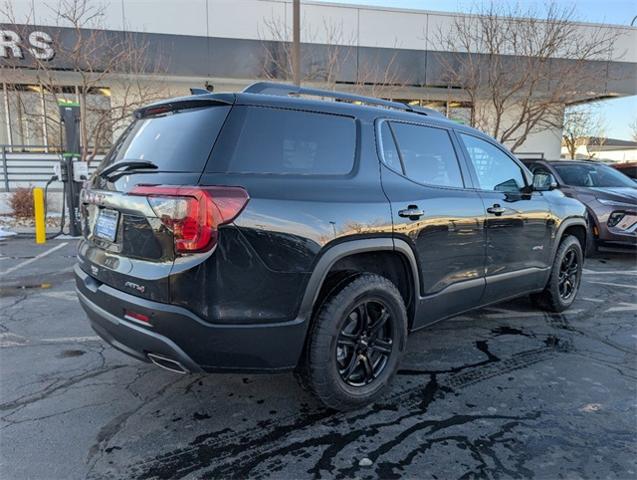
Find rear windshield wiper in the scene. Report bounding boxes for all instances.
[99,160,158,181]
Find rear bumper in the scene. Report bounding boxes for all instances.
[75,264,308,372]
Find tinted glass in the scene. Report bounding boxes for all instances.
[379,122,402,172]
[100,106,230,172]
[389,122,464,188]
[211,106,355,175]
[460,134,525,192]
[617,166,637,179]
[552,163,636,188]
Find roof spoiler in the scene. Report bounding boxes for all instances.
[134,93,234,119]
[243,82,445,118]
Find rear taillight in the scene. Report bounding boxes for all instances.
[130,185,249,253]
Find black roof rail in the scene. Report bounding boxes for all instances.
[407,104,446,118]
[242,82,445,118]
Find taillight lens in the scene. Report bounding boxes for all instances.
[130,185,249,253]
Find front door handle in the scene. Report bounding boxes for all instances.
[487,204,506,216]
[398,206,424,220]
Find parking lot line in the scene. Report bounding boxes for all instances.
[581,297,605,303]
[40,336,101,344]
[482,309,584,319]
[2,242,69,275]
[583,269,637,275]
[588,281,637,290]
[0,335,102,348]
[606,303,637,312]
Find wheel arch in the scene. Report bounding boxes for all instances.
[297,238,420,330]
[554,217,587,258]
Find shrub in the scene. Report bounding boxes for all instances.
[10,187,35,218]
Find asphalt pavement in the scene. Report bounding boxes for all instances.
[1,237,636,479]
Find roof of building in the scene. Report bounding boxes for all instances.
[585,137,637,147]
[565,137,637,151]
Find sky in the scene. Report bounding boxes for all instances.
[315,0,637,25]
[315,0,637,140]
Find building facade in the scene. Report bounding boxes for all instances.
[561,137,637,162]
[2,0,637,159]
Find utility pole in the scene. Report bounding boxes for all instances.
[292,0,301,85]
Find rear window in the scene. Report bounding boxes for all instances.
[208,106,356,175]
[100,106,231,173]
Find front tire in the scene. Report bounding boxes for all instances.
[300,273,407,411]
[532,235,583,312]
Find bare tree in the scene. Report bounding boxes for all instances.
[1,0,169,161]
[258,16,405,96]
[353,47,406,99]
[435,1,620,152]
[562,104,605,159]
[259,16,350,86]
[630,118,637,142]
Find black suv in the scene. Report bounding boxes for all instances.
[76,83,587,410]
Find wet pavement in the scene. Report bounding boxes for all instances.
[1,238,636,479]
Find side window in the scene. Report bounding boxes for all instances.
[210,106,356,175]
[379,122,402,172]
[387,122,464,188]
[460,134,525,192]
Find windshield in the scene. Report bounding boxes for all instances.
[553,163,636,188]
[99,105,231,173]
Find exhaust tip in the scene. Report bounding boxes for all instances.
[147,353,189,374]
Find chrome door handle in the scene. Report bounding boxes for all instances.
[487,204,506,216]
[398,207,424,219]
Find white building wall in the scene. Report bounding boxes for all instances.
[472,102,565,159]
[515,128,563,160]
[3,0,636,160]
[565,145,637,162]
[7,0,637,62]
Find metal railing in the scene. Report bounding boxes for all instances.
[0,145,103,191]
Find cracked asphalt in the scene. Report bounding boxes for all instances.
[1,238,636,479]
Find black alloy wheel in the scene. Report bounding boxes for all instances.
[558,247,580,300]
[531,235,583,313]
[336,300,394,387]
[299,273,407,411]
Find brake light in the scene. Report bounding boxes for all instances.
[130,185,249,253]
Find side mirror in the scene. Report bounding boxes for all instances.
[533,172,558,191]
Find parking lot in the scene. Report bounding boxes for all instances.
[1,237,636,479]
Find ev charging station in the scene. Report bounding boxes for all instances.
[56,99,87,237]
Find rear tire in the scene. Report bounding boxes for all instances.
[531,235,583,313]
[298,273,407,411]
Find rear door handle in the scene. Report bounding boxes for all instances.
[398,206,424,220]
[487,204,506,216]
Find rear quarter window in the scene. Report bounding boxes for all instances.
[100,105,231,173]
[208,106,356,175]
